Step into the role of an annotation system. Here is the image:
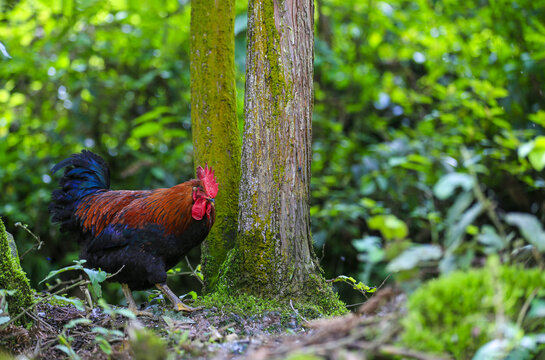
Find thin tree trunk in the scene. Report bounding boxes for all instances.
[190,0,240,291]
[218,0,343,313]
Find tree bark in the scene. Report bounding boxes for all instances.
[190,0,241,291]
[217,0,343,313]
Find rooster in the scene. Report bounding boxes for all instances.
[49,150,217,315]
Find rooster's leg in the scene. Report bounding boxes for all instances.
[121,283,153,317]
[155,283,202,312]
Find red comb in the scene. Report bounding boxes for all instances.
[197,164,218,198]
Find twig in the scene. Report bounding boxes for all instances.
[290,299,310,325]
[45,276,84,293]
[1,278,88,330]
[20,307,56,333]
[15,222,43,260]
[32,338,42,358]
[376,273,391,291]
[516,288,538,328]
[218,322,237,333]
[359,342,452,360]
[80,285,93,309]
[185,256,204,285]
[107,265,126,279]
[346,301,367,308]
[531,247,545,270]
[461,147,507,240]
[167,271,195,277]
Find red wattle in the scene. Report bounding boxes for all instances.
[192,198,207,220]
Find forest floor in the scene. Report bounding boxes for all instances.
[0,287,446,360]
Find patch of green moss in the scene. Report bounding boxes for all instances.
[401,259,545,358]
[0,218,34,326]
[302,272,347,317]
[195,291,283,317]
[195,288,342,321]
[202,249,346,318]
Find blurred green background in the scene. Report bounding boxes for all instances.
[1,0,545,307]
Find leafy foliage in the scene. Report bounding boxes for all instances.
[311,0,545,301]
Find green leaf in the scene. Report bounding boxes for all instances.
[528,148,545,171]
[505,212,545,251]
[518,141,535,159]
[387,244,442,272]
[186,291,198,300]
[82,268,107,299]
[445,202,484,251]
[446,192,474,227]
[529,110,545,127]
[40,260,86,284]
[115,308,137,319]
[330,275,376,294]
[0,41,11,59]
[0,289,17,297]
[64,318,92,329]
[473,340,509,360]
[433,173,474,200]
[477,225,507,253]
[368,215,408,240]
[132,122,163,138]
[53,295,85,311]
[133,106,170,125]
[528,299,545,319]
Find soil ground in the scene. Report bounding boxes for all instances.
[0,288,447,360]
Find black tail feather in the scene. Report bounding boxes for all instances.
[49,150,110,232]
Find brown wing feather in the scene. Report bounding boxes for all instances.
[75,179,201,236]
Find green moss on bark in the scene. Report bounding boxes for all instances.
[0,218,34,326]
[190,0,241,291]
[215,248,346,317]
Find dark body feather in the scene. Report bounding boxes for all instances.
[49,151,215,290]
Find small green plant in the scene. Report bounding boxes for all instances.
[92,326,125,356]
[90,299,136,356]
[56,318,92,360]
[327,275,376,296]
[0,289,16,325]
[161,316,193,358]
[41,260,108,303]
[97,298,136,322]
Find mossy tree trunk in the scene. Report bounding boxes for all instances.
[190,0,241,291]
[217,0,343,313]
[0,218,33,325]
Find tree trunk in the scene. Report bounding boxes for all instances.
[190,0,241,291]
[217,0,344,313]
